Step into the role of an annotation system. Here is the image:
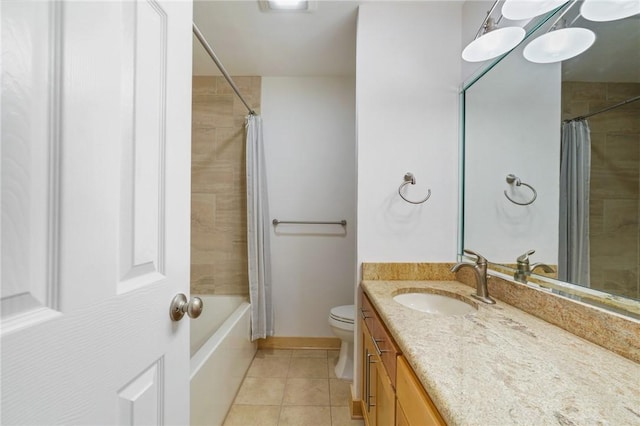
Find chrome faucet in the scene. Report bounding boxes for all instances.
[514,249,554,284]
[451,249,495,304]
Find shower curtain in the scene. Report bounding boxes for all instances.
[558,119,591,287]
[246,114,273,340]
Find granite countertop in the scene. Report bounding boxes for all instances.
[361,280,640,426]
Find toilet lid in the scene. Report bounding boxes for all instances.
[330,305,355,323]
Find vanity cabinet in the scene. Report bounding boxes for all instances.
[360,289,446,426]
[360,291,398,426]
[396,356,446,426]
[361,323,377,424]
[361,318,394,425]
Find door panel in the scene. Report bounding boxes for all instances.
[1,0,193,424]
[118,0,167,292]
[117,358,164,425]
[58,0,126,310]
[1,0,61,328]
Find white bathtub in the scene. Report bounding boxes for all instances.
[190,295,257,426]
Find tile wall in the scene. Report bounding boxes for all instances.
[562,81,640,299]
[191,76,261,295]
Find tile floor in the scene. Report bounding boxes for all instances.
[223,349,365,426]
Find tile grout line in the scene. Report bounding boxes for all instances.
[276,351,293,425]
[226,349,360,426]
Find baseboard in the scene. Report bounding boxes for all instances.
[350,384,363,419]
[257,336,341,350]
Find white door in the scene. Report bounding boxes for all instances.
[1,0,193,424]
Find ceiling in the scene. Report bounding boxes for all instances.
[192,0,360,76]
[192,1,640,82]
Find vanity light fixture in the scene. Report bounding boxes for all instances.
[523,25,595,63]
[523,1,596,64]
[580,0,640,22]
[462,1,526,62]
[258,0,317,12]
[501,0,567,21]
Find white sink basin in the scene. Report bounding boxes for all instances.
[393,293,476,316]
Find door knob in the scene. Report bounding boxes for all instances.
[170,294,203,321]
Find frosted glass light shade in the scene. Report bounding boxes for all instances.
[269,0,307,9]
[502,0,567,20]
[462,27,526,62]
[258,0,316,12]
[581,0,640,22]
[523,28,596,63]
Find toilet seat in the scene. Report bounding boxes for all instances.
[330,305,354,325]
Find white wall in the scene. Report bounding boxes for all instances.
[356,2,462,268]
[354,1,462,396]
[262,77,356,337]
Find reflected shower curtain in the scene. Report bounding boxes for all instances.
[559,120,591,287]
[246,114,273,340]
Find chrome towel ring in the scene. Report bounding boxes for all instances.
[398,172,431,205]
[504,174,537,206]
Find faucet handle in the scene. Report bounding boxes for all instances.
[463,249,487,265]
[516,249,536,264]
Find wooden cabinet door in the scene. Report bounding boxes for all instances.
[396,357,446,426]
[361,318,378,426]
[376,360,396,426]
[361,319,369,422]
[396,400,410,426]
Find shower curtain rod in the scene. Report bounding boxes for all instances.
[564,95,640,123]
[192,23,256,116]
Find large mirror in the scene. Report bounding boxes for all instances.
[462,2,640,318]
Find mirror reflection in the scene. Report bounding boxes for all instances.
[462,3,640,317]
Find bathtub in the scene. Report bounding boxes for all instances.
[190,295,257,426]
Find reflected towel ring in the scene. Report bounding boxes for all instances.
[398,172,431,204]
[504,174,537,206]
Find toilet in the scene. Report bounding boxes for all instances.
[328,304,355,380]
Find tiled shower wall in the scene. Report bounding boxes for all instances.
[562,81,640,299]
[191,76,261,295]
